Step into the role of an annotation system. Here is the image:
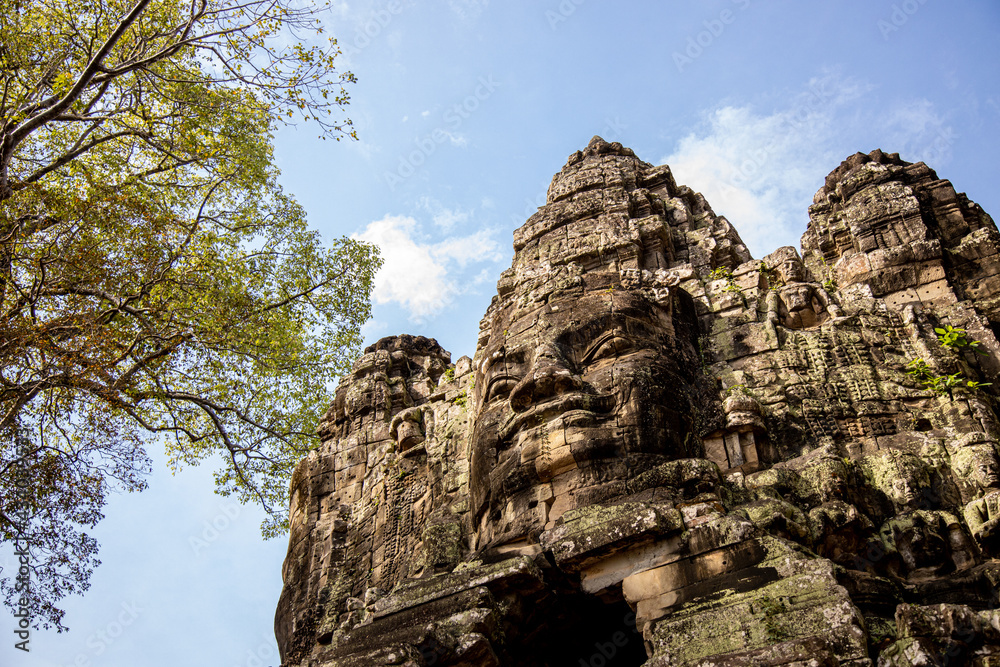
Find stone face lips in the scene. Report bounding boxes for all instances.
[276,138,1000,666]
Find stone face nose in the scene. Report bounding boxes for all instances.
[508,343,581,412]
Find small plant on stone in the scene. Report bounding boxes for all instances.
[905,358,990,399]
[819,256,838,293]
[921,375,946,396]
[905,358,933,383]
[758,261,781,290]
[935,325,988,355]
[709,267,733,282]
[709,266,746,304]
[942,372,966,396]
[723,282,744,296]
[725,383,753,397]
[443,367,456,383]
[905,358,948,396]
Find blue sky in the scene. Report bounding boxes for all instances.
[6,1,1000,665]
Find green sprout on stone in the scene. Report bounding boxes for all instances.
[942,372,965,394]
[905,358,933,382]
[905,358,990,399]
[709,266,746,304]
[709,267,734,282]
[935,325,988,355]
[921,376,945,396]
[819,256,837,293]
[758,261,781,290]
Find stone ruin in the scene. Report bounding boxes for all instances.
[275,137,1000,666]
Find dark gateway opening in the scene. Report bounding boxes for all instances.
[509,594,647,667]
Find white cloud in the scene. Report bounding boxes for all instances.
[353,214,500,321]
[660,72,954,257]
[875,100,956,167]
[432,229,502,267]
[421,110,431,118]
[418,197,471,231]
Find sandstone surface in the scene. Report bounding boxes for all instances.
[275,138,1000,666]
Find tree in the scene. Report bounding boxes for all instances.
[0,0,379,630]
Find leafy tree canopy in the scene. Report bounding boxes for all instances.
[0,0,379,630]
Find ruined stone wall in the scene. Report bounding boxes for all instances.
[276,138,1000,667]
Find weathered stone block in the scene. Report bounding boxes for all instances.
[276,140,1000,667]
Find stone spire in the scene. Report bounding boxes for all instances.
[276,139,1000,667]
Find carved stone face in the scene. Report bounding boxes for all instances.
[470,288,702,548]
[778,258,805,284]
[776,283,826,330]
[781,284,815,312]
[953,444,1000,496]
[973,459,1000,491]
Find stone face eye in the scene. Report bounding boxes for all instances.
[483,375,518,404]
[584,334,632,364]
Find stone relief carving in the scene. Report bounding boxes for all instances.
[275,138,1000,667]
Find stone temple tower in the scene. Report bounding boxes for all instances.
[276,137,1000,666]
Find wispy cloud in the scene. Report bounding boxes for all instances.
[875,100,956,167]
[418,197,471,231]
[353,214,501,321]
[660,72,955,257]
[449,0,489,21]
